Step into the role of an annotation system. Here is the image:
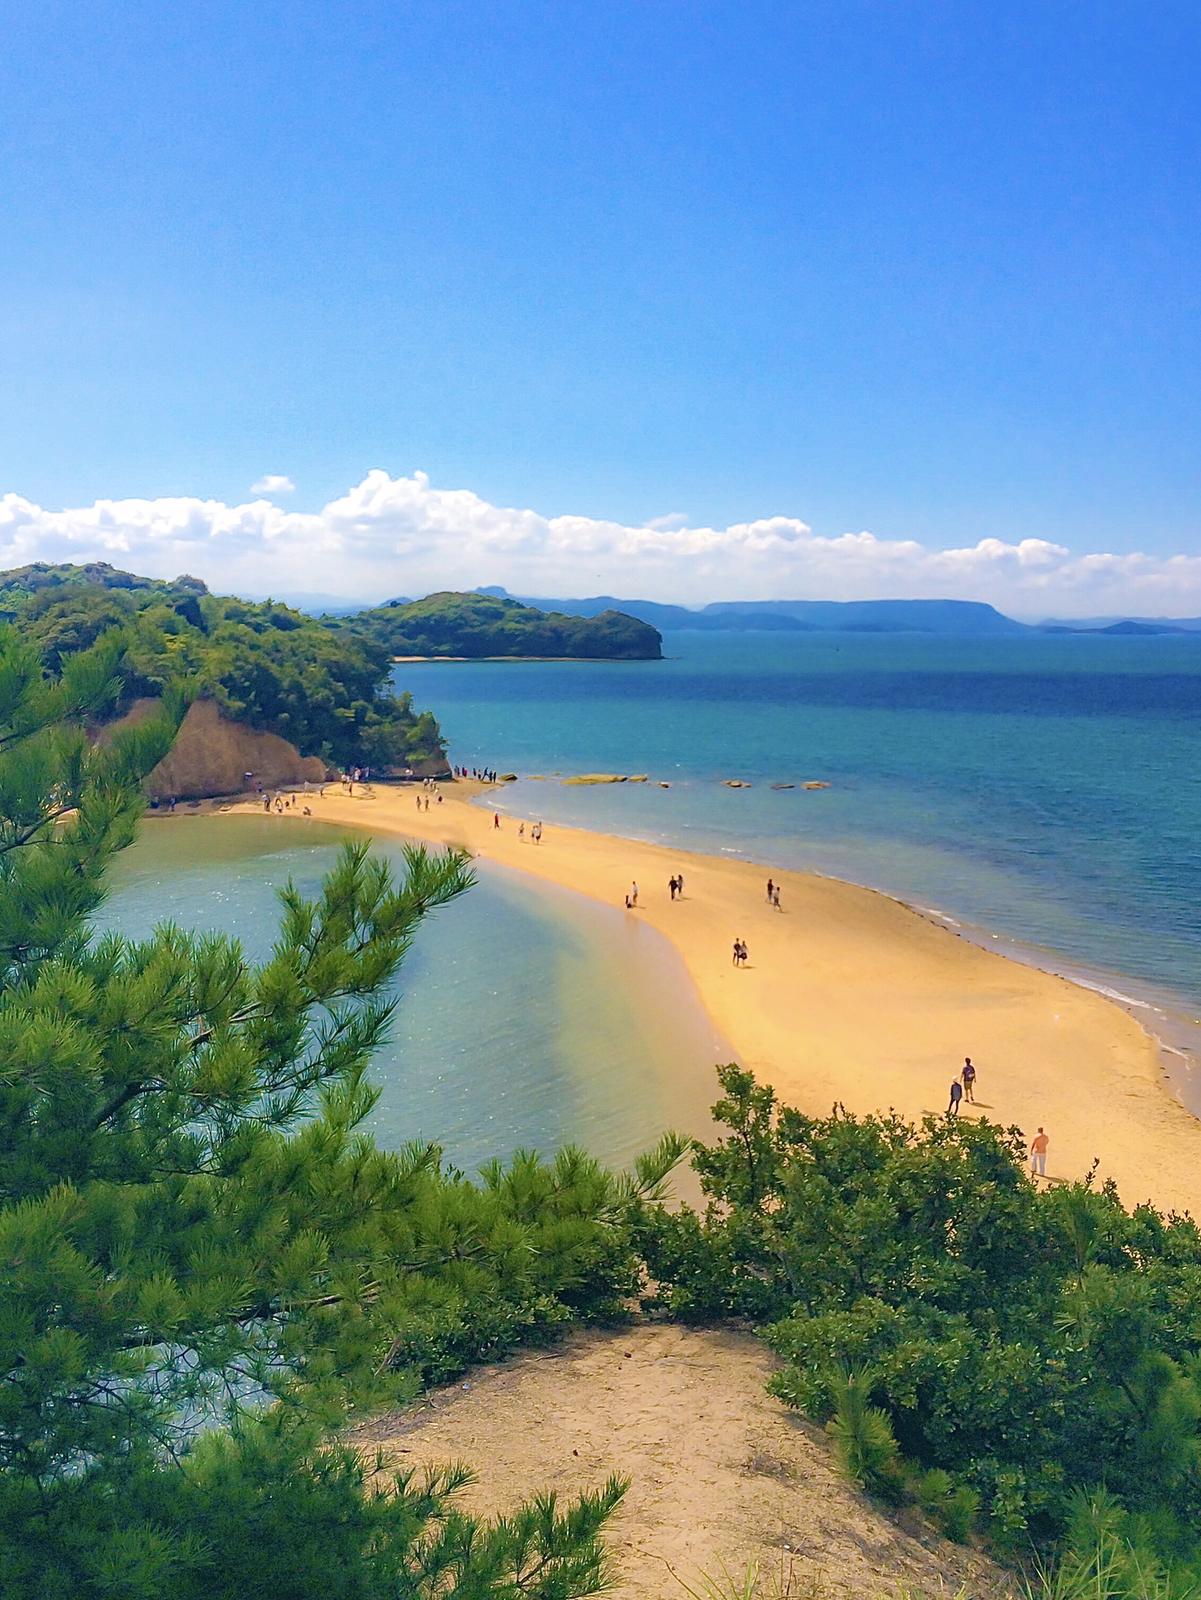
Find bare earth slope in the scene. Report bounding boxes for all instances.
[353,1325,1010,1599]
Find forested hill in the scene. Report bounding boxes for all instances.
[340,590,664,658]
[0,561,446,770]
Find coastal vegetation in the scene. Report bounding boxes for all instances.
[0,562,446,772]
[2,610,1197,1598]
[339,590,664,659]
[638,1066,1201,1592]
[0,622,678,1597]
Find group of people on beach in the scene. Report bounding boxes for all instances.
[415,777,442,813]
[516,820,543,843]
[765,877,781,910]
[457,765,498,783]
[731,938,749,966]
[947,1055,1051,1181]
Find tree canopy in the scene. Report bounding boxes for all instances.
[0,619,682,1598]
[0,563,447,771]
[341,592,664,660]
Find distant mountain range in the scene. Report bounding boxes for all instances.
[476,589,1201,637]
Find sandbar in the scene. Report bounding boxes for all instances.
[224,781,1201,1217]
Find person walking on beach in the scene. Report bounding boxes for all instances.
[732,939,740,966]
[676,872,684,896]
[772,885,781,910]
[766,877,774,903]
[961,1057,976,1103]
[668,875,678,900]
[493,812,500,829]
[947,1078,963,1117]
[630,881,639,907]
[1030,1127,1049,1178]
[518,822,525,840]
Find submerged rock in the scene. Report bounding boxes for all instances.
[498,773,518,781]
[722,779,751,788]
[802,781,831,790]
[770,782,795,790]
[563,773,628,785]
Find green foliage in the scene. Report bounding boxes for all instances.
[639,1066,1201,1573]
[0,634,670,1597]
[824,1364,903,1499]
[0,561,446,769]
[343,590,663,660]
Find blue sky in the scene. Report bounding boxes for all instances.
[2,1,1199,609]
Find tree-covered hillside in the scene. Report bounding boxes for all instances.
[0,562,446,771]
[342,591,664,659]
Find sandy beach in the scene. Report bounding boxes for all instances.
[227,780,1201,1217]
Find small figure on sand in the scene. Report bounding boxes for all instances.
[533,822,542,843]
[630,881,639,906]
[772,884,781,910]
[947,1078,963,1117]
[961,1057,976,1103]
[518,822,525,839]
[668,875,679,900]
[766,877,774,902]
[732,938,748,966]
[1030,1127,1049,1177]
[493,813,500,829]
[676,872,685,895]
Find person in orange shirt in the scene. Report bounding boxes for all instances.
[1030,1127,1049,1178]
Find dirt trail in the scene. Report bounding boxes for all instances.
[353,1325,1010,1598]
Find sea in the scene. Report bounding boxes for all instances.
[396,630,1201,1080]
[99,630,1201,1171]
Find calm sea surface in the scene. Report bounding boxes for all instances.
[100,816,723,1172]
[394,631,1201,1035]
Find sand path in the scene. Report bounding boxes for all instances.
[229,782,1201,1216]
[352,1324,1010,1598]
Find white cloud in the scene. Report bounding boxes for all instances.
[0,469,1198,617]
[249,474,295,496]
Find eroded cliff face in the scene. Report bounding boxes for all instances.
[107,698,328,800]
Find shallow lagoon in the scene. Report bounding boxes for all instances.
[100,815,724,1172]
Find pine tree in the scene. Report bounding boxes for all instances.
[0,624,661,1597]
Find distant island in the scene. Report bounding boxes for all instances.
[477,587,1201,637]
[338,590,664,659]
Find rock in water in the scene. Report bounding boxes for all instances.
[770,782,795,790]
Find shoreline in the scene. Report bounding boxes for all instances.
[217,782,1201,1217]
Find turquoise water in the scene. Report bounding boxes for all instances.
[99,816,723,1172]
[394,632,1201,1022]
